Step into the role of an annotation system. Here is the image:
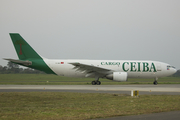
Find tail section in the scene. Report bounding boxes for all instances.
[9,33,42,60]
[4,33,56,74]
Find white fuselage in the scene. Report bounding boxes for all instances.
[43,59,177,79]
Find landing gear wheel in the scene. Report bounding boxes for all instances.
[153,81,158,85]
[92,81,96,85]
[96,81,101,85]
[153,77,158,85]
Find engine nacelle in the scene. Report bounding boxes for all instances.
[106,72,128,82]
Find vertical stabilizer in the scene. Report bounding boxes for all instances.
[7,33,56,74]
[9,33,42,60]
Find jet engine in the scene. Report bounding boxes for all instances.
[106,72,128,82]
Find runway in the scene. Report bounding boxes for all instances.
[0,84,180,95]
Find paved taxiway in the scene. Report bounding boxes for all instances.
[92,111,180,120]
[0,84,180,95]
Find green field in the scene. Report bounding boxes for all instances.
[0,74,180,120]
[0,74,180,85]
[0,92,180,120]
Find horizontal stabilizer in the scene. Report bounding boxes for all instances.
[4,58,32,66]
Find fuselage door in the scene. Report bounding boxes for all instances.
[156,63,161,71]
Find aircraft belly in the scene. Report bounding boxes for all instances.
[51,65,86,77]
[63,70,86,78]
[128,72,157,78]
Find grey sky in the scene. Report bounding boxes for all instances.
[0,0,180,69]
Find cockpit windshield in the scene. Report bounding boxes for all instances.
[167,65,176,69]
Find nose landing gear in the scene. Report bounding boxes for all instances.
[153,77,158,85]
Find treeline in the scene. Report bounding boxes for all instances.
[0,62,45,74]
[173,70,180,77]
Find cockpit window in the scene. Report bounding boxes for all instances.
[172,66,176,69]
[167,65,176,69]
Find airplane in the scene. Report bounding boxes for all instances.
[4,33,177,85]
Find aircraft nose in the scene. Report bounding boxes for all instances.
[168,65,177,75]
[174,68,177,74]
[171,68,177,75]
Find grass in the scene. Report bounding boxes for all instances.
[0,74,180,85]
[0,75,180,119]
[0,92,180,120]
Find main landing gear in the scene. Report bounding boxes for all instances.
[91,81,101,85]
[153,77,158,85]
[91,77,101,85]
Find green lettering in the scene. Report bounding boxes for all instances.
[130,62,137,72]
[122,62,129,72]
[143,62,149,72]
[149,63,157,72]
[101,62,120,66]
[137,62,141,72]
[101,62,104,65]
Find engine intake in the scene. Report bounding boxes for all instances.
[106,72,128,82]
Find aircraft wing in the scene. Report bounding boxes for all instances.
[69,62,113,78]
[4,58,32,66]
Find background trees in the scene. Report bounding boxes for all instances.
[0,62,44,74]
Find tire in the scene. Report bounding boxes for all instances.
[153,81,158,85]
[97,81,101,85]
[92,81,96,85]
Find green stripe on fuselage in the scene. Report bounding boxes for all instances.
[28,59,56,74]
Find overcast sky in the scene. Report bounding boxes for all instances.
[0,0,180,69]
